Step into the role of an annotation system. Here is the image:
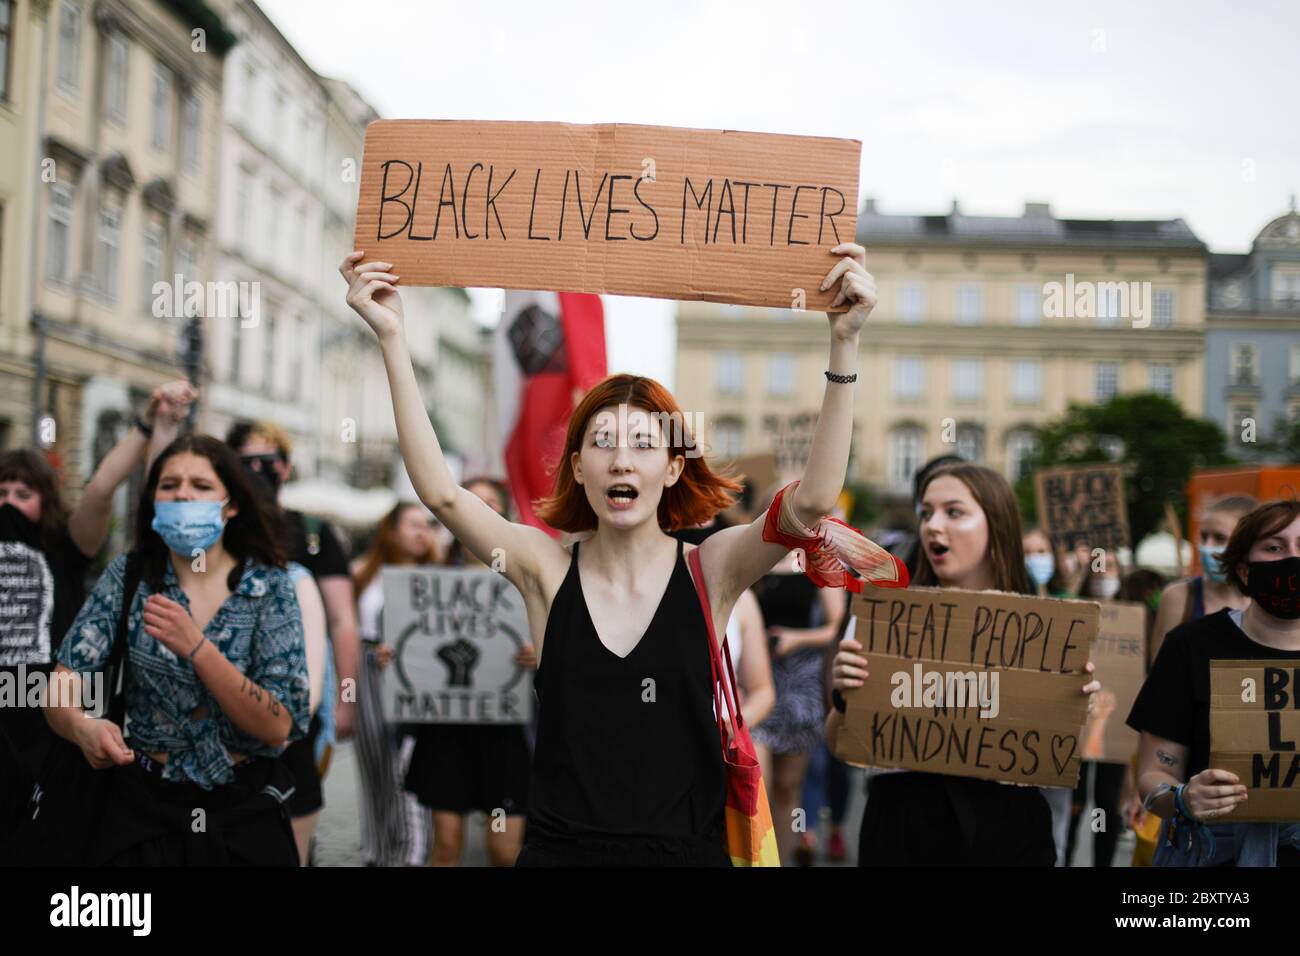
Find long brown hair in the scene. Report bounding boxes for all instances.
[913,463,1031,594]
[354,503,439,596]
[535,373,742,533]
[0,449,70,550]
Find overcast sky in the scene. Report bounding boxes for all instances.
[261,0,1300,387]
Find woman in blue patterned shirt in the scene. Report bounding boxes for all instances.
[45,434,311,865]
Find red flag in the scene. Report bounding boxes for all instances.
[493,292,606,534]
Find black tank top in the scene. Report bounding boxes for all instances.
[524,537,727,860]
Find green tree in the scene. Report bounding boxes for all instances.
[1259,412,1300,462]
[1015,393,1235,545]
[844,481,879,529]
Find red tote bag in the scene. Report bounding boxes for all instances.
[687,547,780,867]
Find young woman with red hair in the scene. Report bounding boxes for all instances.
[340,243,886,866]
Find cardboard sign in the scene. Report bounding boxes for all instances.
[1185,466,1300,574]
[354,120,861,311]
[832,587,1098,787]
[1034,463,1131,556]
[381,566,532,724]
[1086,602,1147,763]
[1209,660,1300,822]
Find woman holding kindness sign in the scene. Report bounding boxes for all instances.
[828,463,1101,866]
[340,242,906,866]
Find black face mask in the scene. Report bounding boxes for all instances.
[0,502,41,547]
[240,454,284,500]
[1246,556,1300,620]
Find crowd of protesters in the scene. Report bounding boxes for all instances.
[1,249,1297,867]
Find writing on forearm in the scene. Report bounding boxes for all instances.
[240,676,282,717]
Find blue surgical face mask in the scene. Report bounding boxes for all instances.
[1199,544,1228,583]
[1025,553,1055,588]
[151,499,228,556]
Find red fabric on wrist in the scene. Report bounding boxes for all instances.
[761,481,909,592]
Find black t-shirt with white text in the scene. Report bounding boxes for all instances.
[0,513,93,807]
[0,510,92,668]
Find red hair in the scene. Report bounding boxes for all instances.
[535,374,743,533]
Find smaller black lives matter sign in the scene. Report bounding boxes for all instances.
[1210,660,1300,822]
[381,567,532,724]
[1034,463,1131,555]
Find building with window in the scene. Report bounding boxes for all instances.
[0,0,40,451]
[206,2,491,491]
[206,0,332,470]
[11,0,232,548]
[674,199,1207,500]
[1205,202,1300,457]
[316,75,491,489]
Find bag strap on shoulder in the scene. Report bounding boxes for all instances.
[107,553,143,669]
[686,546,745,737]
[105,552,143,725]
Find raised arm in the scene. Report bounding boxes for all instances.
[699,243,877,608]
[67,380,196,557]
[340,253,563,595]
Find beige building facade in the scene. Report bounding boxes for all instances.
[0,0,43,449]
[675,200,1207,500]
[203,1,492,493]
[6,0,232,518]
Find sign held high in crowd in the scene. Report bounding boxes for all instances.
[353,119,862,311]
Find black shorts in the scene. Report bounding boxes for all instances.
[405,723,531,816]
[0,705,51,841]
[279,713,324,817]
[88,750,298,866]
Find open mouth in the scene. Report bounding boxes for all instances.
[606,484,639,507]
[928,542,950,559]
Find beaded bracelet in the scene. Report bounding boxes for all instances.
[1142,782,1176,813]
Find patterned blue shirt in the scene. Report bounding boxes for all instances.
[57,553,310,789]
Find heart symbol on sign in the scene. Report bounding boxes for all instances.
[1051,735,1077,776]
